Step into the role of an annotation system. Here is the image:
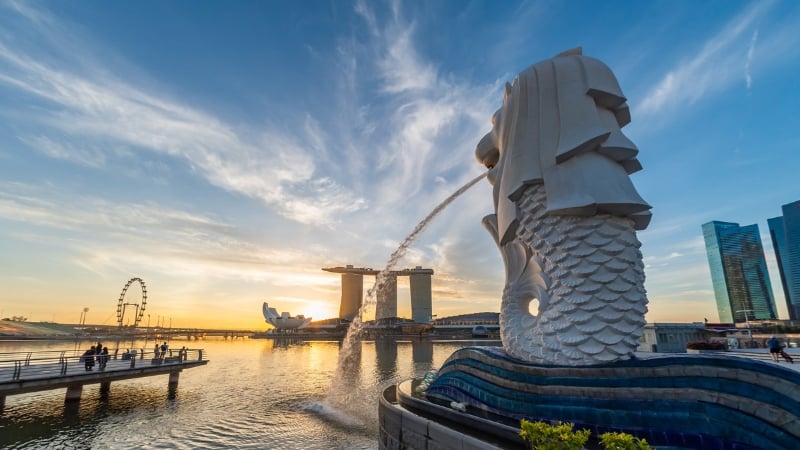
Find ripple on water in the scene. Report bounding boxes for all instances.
[1,339,480,449]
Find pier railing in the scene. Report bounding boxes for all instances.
[0,347,207,382]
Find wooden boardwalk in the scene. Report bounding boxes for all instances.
[0,347,209,412]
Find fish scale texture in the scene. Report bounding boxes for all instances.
[501,184,648,365]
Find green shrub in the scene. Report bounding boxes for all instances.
[599,431,651,450]
[519,419,591,450]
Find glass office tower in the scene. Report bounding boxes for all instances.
[702,221,778,323]
[769,200,800,319]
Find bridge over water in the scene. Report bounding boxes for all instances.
[0,347,209,413]
[76,325,257,341]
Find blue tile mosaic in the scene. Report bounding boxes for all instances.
[423,347,800,450]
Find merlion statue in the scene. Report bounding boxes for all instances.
[475,48,652,365]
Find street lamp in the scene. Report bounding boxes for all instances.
[736,309,755,346]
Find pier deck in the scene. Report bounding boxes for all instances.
[0,348,209,412]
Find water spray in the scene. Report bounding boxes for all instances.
[328,171,488,404]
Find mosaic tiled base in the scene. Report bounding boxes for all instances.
[424,347,800,450]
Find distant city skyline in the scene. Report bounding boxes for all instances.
[1,2,799,329]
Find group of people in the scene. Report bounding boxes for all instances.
[81,341,109,371]
[153,342,189,360]
[767,335,794,363]
[154,341,169,358]
[82,341,187,370]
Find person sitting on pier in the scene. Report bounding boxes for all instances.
[82,346,96,371]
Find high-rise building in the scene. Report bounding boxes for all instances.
[409,271,433,323]
[768,200,800,319]
[702,221,778,323]
[768,216,793,318]
[338,271,364,321]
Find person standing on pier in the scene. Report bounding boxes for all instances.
[95,342,103,368]
[99,346,109,370]
[82,346,96,371]
[768,336,782,362]
[154,343,160,358]
[160,341,169,357]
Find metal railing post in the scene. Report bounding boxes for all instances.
[13,361,21,380]
[59,352,68,375]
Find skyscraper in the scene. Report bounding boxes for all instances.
[768,200,800,319]
[702,221,778,323]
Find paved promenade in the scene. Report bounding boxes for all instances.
[695,347,800,369]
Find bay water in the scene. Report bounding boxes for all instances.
[0,337,499,449]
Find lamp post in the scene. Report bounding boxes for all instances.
[79,307,89,326]
[736,309,755,347]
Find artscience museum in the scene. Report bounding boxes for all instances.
[262,302,312,331]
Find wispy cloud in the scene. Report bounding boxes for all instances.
[0,181,235,237]
[347,2,499,209]
[376,24,437,94]
[637,2,773,117]
[4,0,51,25]
[0,10,365,226]
[745,29,759,91]
[18,135,113,168]
[0,182,338,286]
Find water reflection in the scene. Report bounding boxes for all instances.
[374,337,398,379]
[412,340,433,364]
[1,338,500,449]
[269,337,311,349]
[1,381,180,448]
[373,338,435,381]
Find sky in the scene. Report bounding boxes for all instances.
[0,1,798,330]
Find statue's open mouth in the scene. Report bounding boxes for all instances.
[474,132,499,185]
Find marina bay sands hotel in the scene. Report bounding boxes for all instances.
[322,265,434,323]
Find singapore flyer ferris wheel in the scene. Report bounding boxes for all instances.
[117,277,147,328]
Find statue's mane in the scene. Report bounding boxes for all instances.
[489,51,651,245]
